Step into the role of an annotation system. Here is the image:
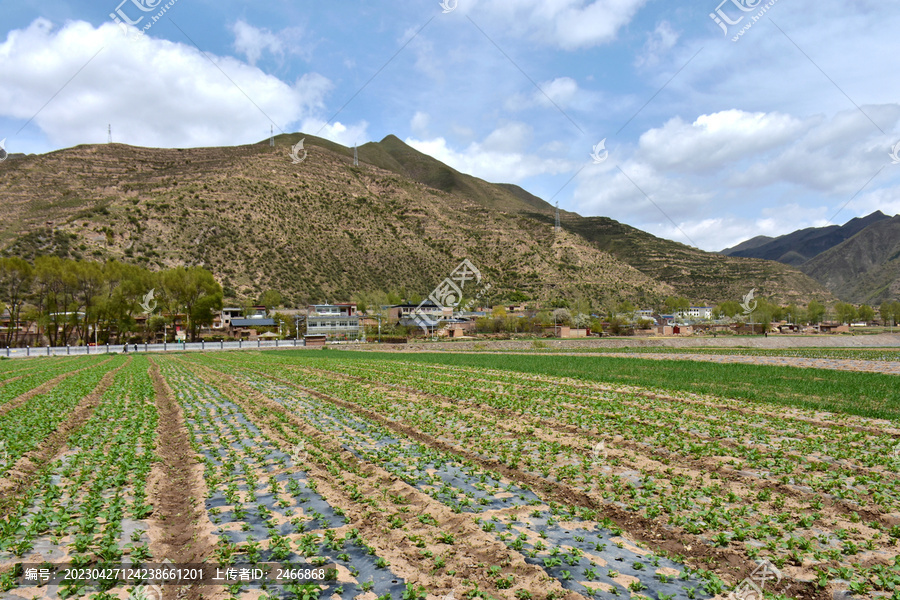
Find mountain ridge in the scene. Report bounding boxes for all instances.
[0,134,832,307]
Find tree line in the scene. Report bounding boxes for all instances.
[0,257,222,346]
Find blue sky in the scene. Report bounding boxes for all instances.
[1,0,899,250]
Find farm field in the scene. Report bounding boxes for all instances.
[0,350,898,600]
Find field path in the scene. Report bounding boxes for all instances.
[146,358,220,598]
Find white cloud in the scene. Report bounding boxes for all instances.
[231,20,309,66]
[475,0,649,50]
[0,18,355,149]
[637,110,811,174]
[232,20,282,65]
[300,118,370,147]
[410,111,430,137]
[636,21,679,68]
[406,122,575,183]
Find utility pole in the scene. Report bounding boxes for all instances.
[270,125,275,147]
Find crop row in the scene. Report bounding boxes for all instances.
[184,354,721,600]
[213,353,900,598]
[156,359,412,600]
[0,357,125,475]
[257,355,900,509]
[0,356,158,597]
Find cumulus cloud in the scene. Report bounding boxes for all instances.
[637,109,811,174]
[0,18,361,149]
[300,118,370,148]
[475,0,649,50]
[232,21,282,65]
[406,122,575,183]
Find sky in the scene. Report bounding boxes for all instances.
[1,0,899,251]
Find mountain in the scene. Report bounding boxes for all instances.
[720,235,774,255]
[800,215,900,304]
[721,211,891,265]
[0,134,831,307]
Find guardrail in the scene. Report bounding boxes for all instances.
[2,338,368,359]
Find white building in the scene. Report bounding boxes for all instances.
[677,306,714,320]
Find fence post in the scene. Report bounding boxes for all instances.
[221,340,224,350]
[106,343,109,354]
[47,345,50,356]
[27,346,30,357]
[275,339,278,348]
[258,339,260,348]
[202,340,205,350]
[239,339,242,349]
[67,345,70,355]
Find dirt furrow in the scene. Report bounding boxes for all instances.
[146,359,221,600]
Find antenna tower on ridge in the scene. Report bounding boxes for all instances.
[555,201,561,232]
[353,144,359,167]
[108,124,112,144]
[269,125,275,147]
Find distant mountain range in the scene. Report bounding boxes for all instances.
[0,134,831,308]
[721,211,900,303]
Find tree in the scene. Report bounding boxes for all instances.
[857,305,875,323]
[664,296,690,315]
[713,301,742,319]
[161,267,223,341]
[616,300,635,316]
[0,257,33,347]
[806,300,826,324]
[784,304,803,324]
[880,301,900,326]
[258,290,283,311]
[551,308,572,327]
[834,302,857,325]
